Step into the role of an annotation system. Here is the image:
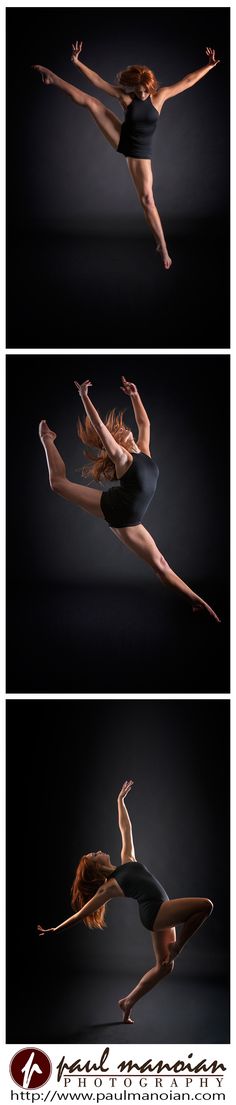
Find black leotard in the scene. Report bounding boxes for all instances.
[117,95,159,159]
[100,451,159,528]
[110,861,169,931]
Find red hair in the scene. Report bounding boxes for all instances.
[77,408,134,484]
[71,855,107,930]
[116,65,159,94]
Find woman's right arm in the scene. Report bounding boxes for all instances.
[117,781,136,863]
[71,41,121,99]
[120,377,151,455]
[37,884,113,936]
[74,380,127,464]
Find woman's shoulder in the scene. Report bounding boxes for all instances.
[115,450,134,480]
[106,876,125,898]
[151,88,167,115]
[113,87,133,110]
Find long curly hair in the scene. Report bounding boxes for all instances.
[77,408,134,483]
[116,65,159,94]
[71,855,107,930]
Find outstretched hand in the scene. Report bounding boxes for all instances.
[71,40,83,65]
[205,47,220,66]
[37,924,55,937]
[74,379,92,398]
[118,780,134,801]
[120,376,138,397]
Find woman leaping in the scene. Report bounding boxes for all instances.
[39,376,220,621]
[38,780,214,1024]
[33,44,220,269]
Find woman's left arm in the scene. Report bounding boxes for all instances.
[155,47,220,112]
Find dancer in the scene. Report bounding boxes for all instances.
[38,780,214,1024]
[39,376,220,621]
[33,44,220,269]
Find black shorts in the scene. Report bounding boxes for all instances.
[139,892,169,931]
[117,124,152,159]
[101,489,142,528]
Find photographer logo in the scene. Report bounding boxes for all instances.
[10,1048,52,1089]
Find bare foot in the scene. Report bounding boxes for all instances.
[156,243,172,270]
[39,419,57,443]
[192,600,221,624]
[32,65,54,86]
[118,998,134,1024]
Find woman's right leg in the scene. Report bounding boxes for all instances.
[127,157,172,270]
[118,926,176,1022]
[39,421,103,516]
[111,524,220,621]
[33,67,121,149]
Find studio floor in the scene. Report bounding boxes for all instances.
[7,580,229,694]
[7,968,229,1045]
[7,219,229,348]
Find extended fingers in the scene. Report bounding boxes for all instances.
[74,379,92,389]
[121,779,134,794]
[72,39,82,53]
[206,46,218,63]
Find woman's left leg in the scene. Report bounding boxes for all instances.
[127,157,172,269]
[153,897,214,962]
[118,926,176,1023]
[111,524,220,621]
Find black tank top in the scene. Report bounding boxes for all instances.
[100,451,159,528]
[117,95,159,158]
[111,861,168,905]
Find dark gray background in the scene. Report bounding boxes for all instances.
[7,7,230,346]
[7,8,228,228]
[7,355,229,693]
[6,699,230,1043]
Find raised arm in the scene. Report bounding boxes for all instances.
[71,40,120,99]
[74,380,128,464]
[155,47,220,112]
[37,883,112,937]
[120,377,151,455]
[117,780,136,863]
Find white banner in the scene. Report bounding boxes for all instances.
[2,1045,232,1103]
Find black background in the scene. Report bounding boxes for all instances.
[7,354,230,693]
[6,699,230,1044]
[6,7,230,347]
